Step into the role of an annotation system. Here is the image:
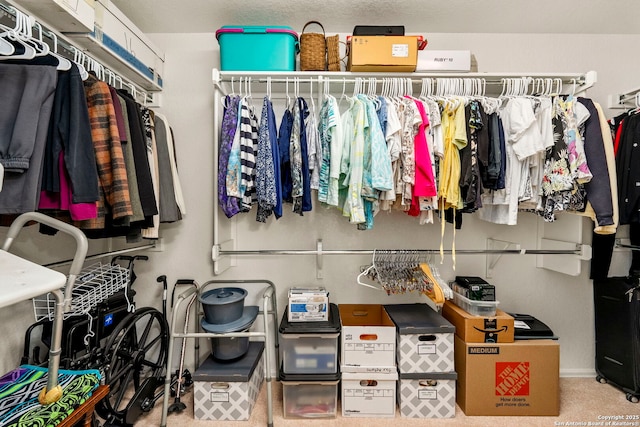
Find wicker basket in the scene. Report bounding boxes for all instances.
[326,34,341,71]
[300,21,327,71]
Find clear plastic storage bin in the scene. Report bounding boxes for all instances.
[280,370,340,419]
[279,303,340,374]
[452,291,499,317]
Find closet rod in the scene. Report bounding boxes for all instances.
[44,243,156,269]
[217,248,582,257]
[212,69,597,97]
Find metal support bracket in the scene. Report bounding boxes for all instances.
[486,238,520,279]
[316,239,323,279]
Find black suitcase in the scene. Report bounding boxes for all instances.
[593,277,640,402]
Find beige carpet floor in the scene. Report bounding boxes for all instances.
[135,377,638,427]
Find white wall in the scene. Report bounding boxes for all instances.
[143,31,640,377]
[2,32,639,377]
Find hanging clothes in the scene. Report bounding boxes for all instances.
[0,63,57,214]
[324,95,343,207]
[76,74,132,230]
[407,97,436,218]
[38,63,99,221]
[575,98,616,233]
[339,96,366,224]
[239,98,258,212]
[118,89,158,224]
[255,96,278,222]
[278,107,294,204]
[292,97,312,215]
[153,112,183,223]
[113,90,145,223]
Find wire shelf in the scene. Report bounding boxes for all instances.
[32,262,130,322]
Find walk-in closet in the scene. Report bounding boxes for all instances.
[0,1,639,426]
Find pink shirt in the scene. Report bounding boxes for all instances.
[39,152,97,221]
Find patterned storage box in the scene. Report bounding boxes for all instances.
[398,372,457,418]
[193,341,264,420]
[384,304,455,373]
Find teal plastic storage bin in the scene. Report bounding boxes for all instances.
[216,26,299,71]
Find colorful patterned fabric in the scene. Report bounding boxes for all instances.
[218,95,241,218]
[255,97,277,222]
[0,365,100,427]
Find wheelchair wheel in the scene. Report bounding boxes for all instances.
[96,307,168,425]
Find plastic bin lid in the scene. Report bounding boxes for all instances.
[279,303,341,334]
[384,303,455,334]
[216,26,298,41]
[279,365,341,382]
[193,341,264,382]
[399,371,458,381]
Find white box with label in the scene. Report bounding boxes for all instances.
[416,50,471,72]
[288,287,329,322]
[339,304,396,369]
[342,371,398,418]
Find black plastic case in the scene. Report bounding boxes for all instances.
[593,277,640,402]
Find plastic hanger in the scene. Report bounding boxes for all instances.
[0,24,14,55]
[356,250,385,292]
[0,8,36,61]
[20,17,49,58]
[71,46,88,80]
[43,29,71,71]
[419,262,445,309]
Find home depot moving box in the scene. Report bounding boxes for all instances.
[455,336,559,416]
[442,300,515,343]
[348,36,418,72]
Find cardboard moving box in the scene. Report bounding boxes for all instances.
[348,36,418,72]
[342,370,398,418]
[455,336,560,416]
[339,304,396,370]
[442,300,514,343]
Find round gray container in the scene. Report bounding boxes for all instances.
[199,287,247,325]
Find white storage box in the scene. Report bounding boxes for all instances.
[13,0,95,32]
[193,341,264,421]
[416,50,471,72]
[385,304,455,373]
[398,372,457,418]
[288,287,329,322]
[341,370,398,418]
[280,303,340,374]
[339,304,396,370]
[67,0,165,91]
[280,371,340,419]
[453,291,500,317]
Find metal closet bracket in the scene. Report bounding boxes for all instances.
[317,239,323,280]
[486,238,520,279]
[486,238,591,278]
